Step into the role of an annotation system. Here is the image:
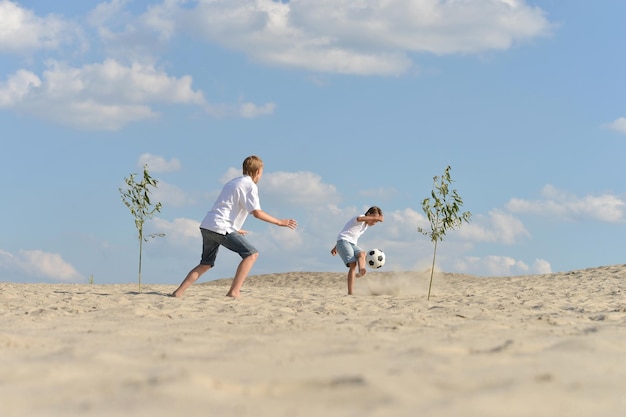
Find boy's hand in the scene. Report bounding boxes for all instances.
[278,219,298,229]
[331,247,337,256]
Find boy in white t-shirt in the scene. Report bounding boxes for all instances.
[331,206,384,295]
[172,155,298,298]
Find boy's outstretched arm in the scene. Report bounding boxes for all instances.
[251,209,298,229]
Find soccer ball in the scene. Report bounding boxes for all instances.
[366,248,385,269]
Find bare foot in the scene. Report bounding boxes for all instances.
[356,268,367,278]
[170,291,182,298]
[226,291,240,298]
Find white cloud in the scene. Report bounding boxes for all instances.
[262,171,341,206]
[459,209,530,244]
[139,4,176,42]
[87,0,131,29]
[88,0,174,62]
[151,180,195,208]
[453,255,552,276]
[220,167,242,184]
[606,117,626,134]
[0,69,41,106]
[507,185,626,223]
[533,258,552,274]
[206,100,276,118]
[143,0,552,76]
[1,0,554,129]
[269,225,303,248]
[0,59,275,128]
[151,217,200,245]
[124,156,193,208]
[0,59,205,130]
[0,249,82,282]
[454,255,528,276]
[386,208,427,240]
[239,101,276,118]
[0,0,83,53]
[137,153,181,173]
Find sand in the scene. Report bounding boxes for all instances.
[1,266,626,417]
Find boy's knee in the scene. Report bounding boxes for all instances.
[247,252,259,261]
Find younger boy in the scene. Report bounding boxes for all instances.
[331,206,384,295]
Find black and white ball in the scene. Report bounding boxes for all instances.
[366,248,385,269]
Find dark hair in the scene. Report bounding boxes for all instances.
[365,206,383,216]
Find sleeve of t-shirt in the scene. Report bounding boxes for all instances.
[245,185,261,213]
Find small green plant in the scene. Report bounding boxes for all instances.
[89,274,94,285]
[119,164,165,292]
[418,166,471,300]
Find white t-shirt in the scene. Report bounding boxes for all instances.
[200,175,261,234]
[336,216,368,244]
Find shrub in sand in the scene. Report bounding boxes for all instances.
[119,164,165,292]
[418,166,471,300]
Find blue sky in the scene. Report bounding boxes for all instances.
[1,0,625,285]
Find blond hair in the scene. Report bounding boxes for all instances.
[242,155,263,177]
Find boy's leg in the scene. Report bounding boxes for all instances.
[347,262,357,295]
[226,252,259,297]
[172,264,211,298]
[355,250,367,277]
[221,232,259,297]
[173,229,221,297]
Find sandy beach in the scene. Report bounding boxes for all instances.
[1,266,626,417]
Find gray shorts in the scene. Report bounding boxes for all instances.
[335,239,363,267]
[200,228,258,266]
